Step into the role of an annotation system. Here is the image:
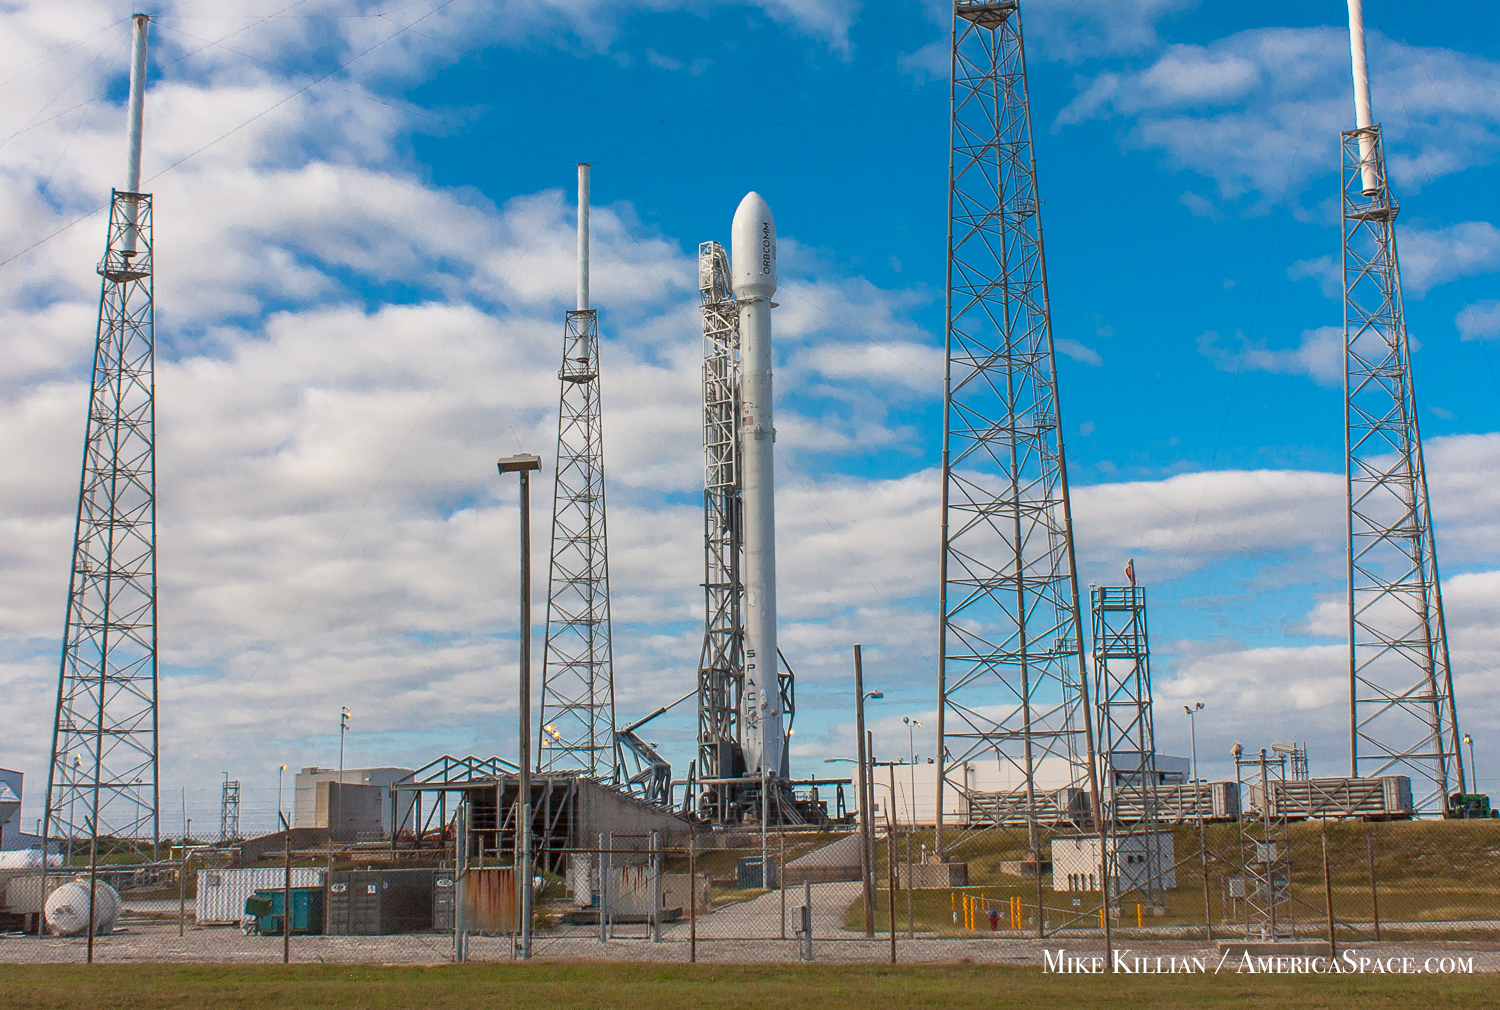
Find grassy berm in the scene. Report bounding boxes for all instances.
[0,963,1491,1010]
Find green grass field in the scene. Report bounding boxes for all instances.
[0,963,1490,1010]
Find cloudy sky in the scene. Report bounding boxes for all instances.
[0,0,1496,836]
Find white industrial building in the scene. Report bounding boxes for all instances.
[1052,832,1176,894]
[294,767,414,840]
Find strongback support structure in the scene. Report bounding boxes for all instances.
[43,13,159,859]
[696,240,744,822]
[1091,585,1164,911]
[934,0,1101,857]
[538,164,621,782]
[1342,0,1462,813]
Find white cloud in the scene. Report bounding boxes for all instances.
[1056,338,1103,366]
[1196,326,1343,385]
[1057,26,1500,210]
[1456,300,1500,341]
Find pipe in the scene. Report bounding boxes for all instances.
[124,14,149,255]
[731,191,783,779]
[577,164,590,311]
[1346,0,1380,196]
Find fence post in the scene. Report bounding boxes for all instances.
[1367,832,1381,941]
[1321,831,1337,958]
[599,831,610,943]
[779,831,786,940]
[887,820,897,965]
[1200,833,1213,943]
[455,799,467,964]
[283,830,291,963]
[178,848,187,938]
[650,830,662,944]
[803,879,813,960]
[689,829,697,964]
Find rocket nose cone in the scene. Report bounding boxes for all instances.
[732,191,777,298]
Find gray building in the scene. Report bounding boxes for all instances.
[294,767,413,839]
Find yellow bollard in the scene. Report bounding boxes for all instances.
[1100,906,1105,928]
[1137,903,1143,928]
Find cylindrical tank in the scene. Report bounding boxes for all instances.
[44,878,122,936]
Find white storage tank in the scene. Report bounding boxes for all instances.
[44,878,121,935]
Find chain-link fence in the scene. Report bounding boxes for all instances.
[2,818,1497,964]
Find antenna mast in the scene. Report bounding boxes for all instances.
[1341,0,1464,812]
[41,12,160,863]
[538,164,621,781]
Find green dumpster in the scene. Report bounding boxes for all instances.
[246,887,325,935]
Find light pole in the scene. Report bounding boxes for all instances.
[277,765,288,832]
[499,451,542,960]
[336,706,350,842]
[902,716,922,939]
[1464,733,1477,795]
[852,644,882,938]
[1184,703,1204,783]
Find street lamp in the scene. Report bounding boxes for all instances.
[498,451,542,961]
[1463,733,1476,794]
[337,706,351,843]
[1184,703,1204,782]
[277,765,288,832]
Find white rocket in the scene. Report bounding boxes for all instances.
[731,192,784,777]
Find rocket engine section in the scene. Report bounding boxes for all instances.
[730,192,784,778]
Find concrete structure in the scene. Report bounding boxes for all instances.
[294,767,413,838]
[1052,832,1176,895]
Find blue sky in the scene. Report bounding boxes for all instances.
[0,0,1497,834]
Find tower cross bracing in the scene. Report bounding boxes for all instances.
[538,306,620,780]
[935,0,1100,853]
[43,185,159,855]
[696,239,743,822]
[1341,122,1463,812]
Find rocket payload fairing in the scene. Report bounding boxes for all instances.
[731,192,783,777]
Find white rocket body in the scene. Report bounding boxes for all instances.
[731,192,783,777]
[1346,0,1380,196]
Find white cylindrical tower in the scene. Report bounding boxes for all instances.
[1346,0,1380,196]
[124,13,149,253]
[731,191,782,777]
[577,163,590,311]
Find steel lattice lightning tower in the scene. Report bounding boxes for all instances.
[1091,584,1164,910]
[42,14,159,860]
[934,0,1102,856]
[538,164,620,780]
[696,239,744,822]
[1342,1,1463,813]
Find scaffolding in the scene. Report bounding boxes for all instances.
[935,0,1101,858]
[1234,746,1294,939]
[219,776,241,842]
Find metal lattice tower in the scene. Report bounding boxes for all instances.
[1234,747,1293,940]
[42,14,158,860]
[696,239,744,822]
[934,0,1100,855]
[1091,585,1164,910]
[1342,2,1463,813]
[538,164,619,780]
[219,775,241,841]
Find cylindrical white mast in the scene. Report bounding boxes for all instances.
[123,14,149,255]
[1346,0,1380,196]
[126,14,149,193]
[577,164,590,311]
[731,191,783,778]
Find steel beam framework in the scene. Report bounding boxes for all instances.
[1341,124,1463,813]
[538,309,620,781]
[935,0,1099,855]
[696,240,744,823]
[43,190,159,856]
[1091,585,1164,910]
